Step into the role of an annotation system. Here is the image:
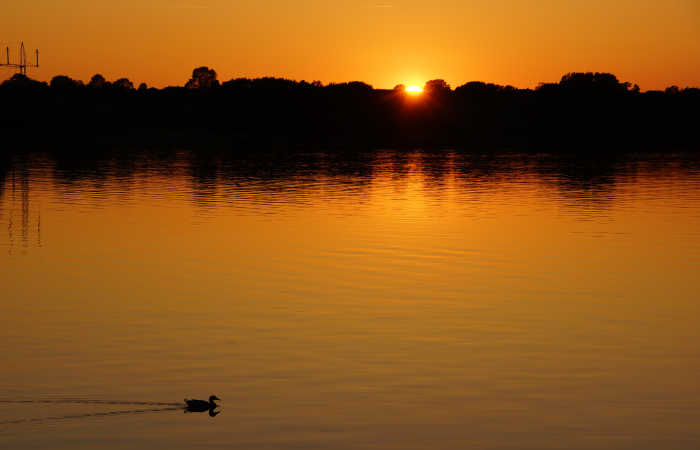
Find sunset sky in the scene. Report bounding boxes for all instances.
[3,0,699,90]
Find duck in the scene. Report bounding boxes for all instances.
[184,395,220,412]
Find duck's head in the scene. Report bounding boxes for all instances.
[209,395,221,404]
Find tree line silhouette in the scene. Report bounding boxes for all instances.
[1,68,698,151]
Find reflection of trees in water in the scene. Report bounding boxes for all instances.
[189,153,219,209]
[0,158,9,202]
[188,151,700,215]
[537,154,700,213]
[533,155,624,213]
[0,156,36,252]
[0,159,8,247]
[4,149,699,216]
[189,151,380,211]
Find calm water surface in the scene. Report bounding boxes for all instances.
[1,150,699,449]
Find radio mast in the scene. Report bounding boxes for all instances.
[0,42,39,75]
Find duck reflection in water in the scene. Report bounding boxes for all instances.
[184,395,221,417]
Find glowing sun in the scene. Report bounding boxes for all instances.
[405,85,423,95]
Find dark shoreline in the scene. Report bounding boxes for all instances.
[2,70,698,154]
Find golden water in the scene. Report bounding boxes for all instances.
[1,150,699,449]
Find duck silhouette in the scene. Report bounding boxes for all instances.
[184,395,220,415]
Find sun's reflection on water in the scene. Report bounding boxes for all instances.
[1,150,700,449]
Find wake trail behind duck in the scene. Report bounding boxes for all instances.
[0,407,181,426]
[0,399,183,406]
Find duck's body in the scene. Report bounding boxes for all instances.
[185,395,220,412]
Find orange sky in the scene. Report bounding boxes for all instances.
[2,0,699,90]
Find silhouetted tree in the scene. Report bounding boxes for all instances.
[221,77,252,89]
[88,74,108,88]
[50,75,82,89]
[138,82,148,91]
[424,79,451,93]
[112,78,134,91]
[1,73,46,89]
[1,68,698,149]
[251,77,300,90]
[186,67,219,90]
[327,81,373,93]
[558,72,631,94]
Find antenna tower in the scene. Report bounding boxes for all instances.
[0,42,39,75]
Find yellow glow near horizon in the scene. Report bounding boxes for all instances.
[2,1,700,89]
[406,85,423,95]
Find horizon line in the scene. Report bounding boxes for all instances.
[3,70,699,93]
